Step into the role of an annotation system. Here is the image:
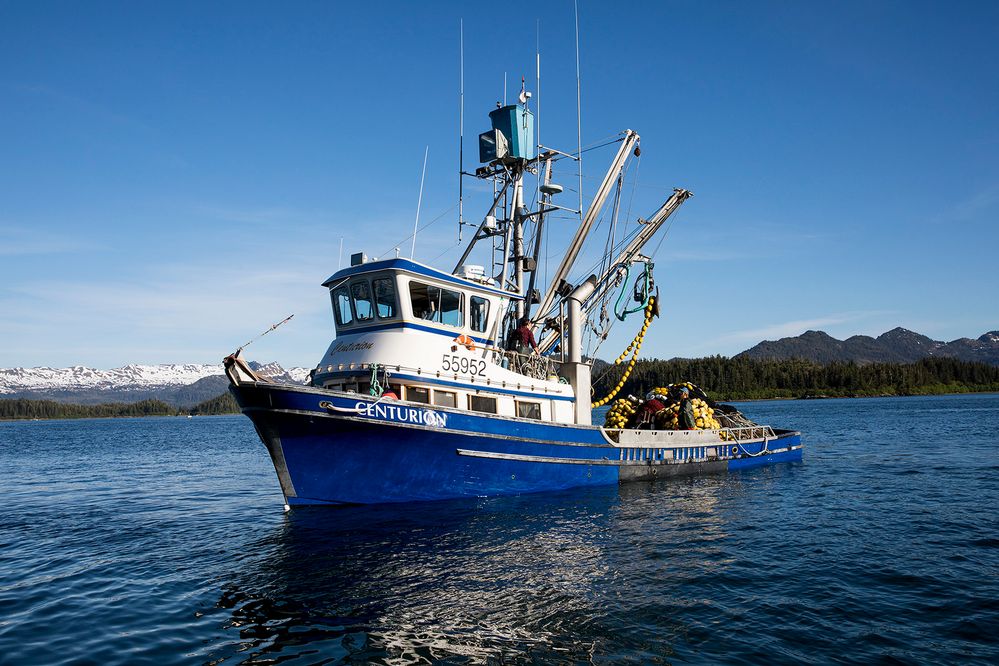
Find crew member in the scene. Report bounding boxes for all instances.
[678,387,696,430]
[637,391,667,429]
[512,317,539,355]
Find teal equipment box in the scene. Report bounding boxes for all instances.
[485,104,535,161]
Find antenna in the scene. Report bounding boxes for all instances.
[536,21,541,150]
[337,237,343,270]
[458,18,464,242]
[574,0,583,222]
[411,146,429,259]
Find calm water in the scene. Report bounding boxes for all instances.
[2,395,998,665]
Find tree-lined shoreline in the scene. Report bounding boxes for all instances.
[592,356,999,401]
[0,392,239,421]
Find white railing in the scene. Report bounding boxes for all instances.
[723,425,776,442]
[315,360,566,395]
[499,351,561,381]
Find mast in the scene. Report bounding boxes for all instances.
[457,19,465,241]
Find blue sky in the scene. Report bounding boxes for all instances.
[1,1,997,369]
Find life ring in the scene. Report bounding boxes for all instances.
[454,334,476,350]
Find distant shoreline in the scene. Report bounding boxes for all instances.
[724,388,999,403]
[4,389,998,422]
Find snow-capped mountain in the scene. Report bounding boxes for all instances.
[0,364,223,393]
[0,362,310,406]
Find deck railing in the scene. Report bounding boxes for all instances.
[500,351,562,381]
[724,425,776,441]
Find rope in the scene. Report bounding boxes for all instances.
[613,262,652,321]
[319,391,393,414]
[236,314,294,354]
[369,363,383,397]
[592,297,655,408]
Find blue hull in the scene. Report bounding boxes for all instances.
[231,382,803,505]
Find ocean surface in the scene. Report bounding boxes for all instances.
[2,394,998,665]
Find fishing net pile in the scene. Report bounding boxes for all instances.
[602,381,758,433]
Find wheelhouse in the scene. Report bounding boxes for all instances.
[312,257,574,423]
[321,258,512,344]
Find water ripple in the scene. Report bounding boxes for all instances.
[2,397,999,664]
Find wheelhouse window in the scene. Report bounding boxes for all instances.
[516,401,542,420]
[406,386,430,404]
[372,278,397,318]
[470,295,490,333]
[409,281,464,327]
[469,395,497,414]
[332,286,353,326]
[433,390,457,408]
[351,281,374,321]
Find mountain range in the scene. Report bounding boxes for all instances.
[0,362,310,406]
[4,327,997,407]
[736,328,999,366]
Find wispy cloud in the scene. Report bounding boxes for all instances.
[194,204,313,226]
[0,256,338,367]
[658,248,751,263]
[18,83,150,131]
[951,183,999,221]
[0,226,102,256]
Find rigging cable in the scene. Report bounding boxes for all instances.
[591,297,655,408]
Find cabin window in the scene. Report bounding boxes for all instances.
[407,386,430,404]
[469,395,497,414]
[409,281,464,327]
[470,296,490,333]
[373,278,397,318]
[433,390,457,408]
[516,401,542,420]
[351,281,374,321]
[332,286,354,326]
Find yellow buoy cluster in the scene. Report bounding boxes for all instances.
[675,397,721,430]
[651,383,723,431]
[601,381,732,439]
[603,398,636,429]
[592,298,655,409]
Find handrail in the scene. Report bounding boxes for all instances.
[313,359,568,395]
[500,350,561,381]
[723,425,776,441]
[600,424,776,444]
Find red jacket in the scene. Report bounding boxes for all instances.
[514,325,537,350]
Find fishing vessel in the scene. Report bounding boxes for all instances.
[225,89,802,507]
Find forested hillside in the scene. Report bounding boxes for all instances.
[0,391,240,420]
[593,356,999,401]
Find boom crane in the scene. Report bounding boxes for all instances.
[536,187,692,355]
[531,131,640,325]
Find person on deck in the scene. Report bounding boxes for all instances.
[637,392,667,429]
[512,317,539,355]
[678,387,697,430]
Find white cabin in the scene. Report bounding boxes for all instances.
[310,257,578,424]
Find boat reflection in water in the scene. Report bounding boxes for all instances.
[210,474,760,664]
